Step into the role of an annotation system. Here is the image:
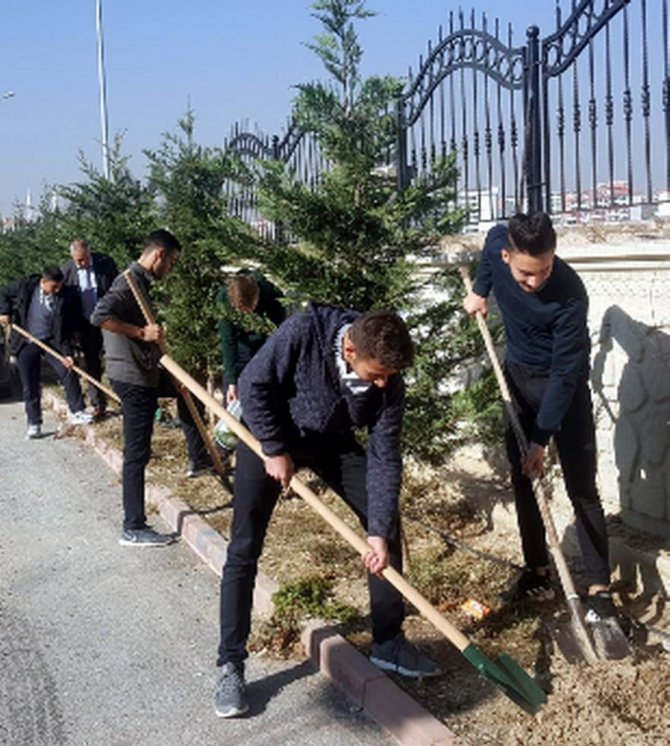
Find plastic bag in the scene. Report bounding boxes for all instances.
[214,398,242,451]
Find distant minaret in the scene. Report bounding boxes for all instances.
[25,188,37,221]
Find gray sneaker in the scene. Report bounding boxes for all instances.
[370,633,440,678]
[118,527,177,547]
[70,410,94,425]
[26,424,41,439]
[215,662,248,718]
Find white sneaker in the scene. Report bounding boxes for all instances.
[26,424,41,439]
[70,410,94,425]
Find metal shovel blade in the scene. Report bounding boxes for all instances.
[462,644,547,715]
[590,618,632,660]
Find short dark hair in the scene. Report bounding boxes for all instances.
[349,310,414,370]
[42,266,64,283]
[142,229,182,256]
[507,212,556,256]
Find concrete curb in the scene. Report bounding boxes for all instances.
[43,393,462,746]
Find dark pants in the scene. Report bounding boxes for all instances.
[112,373,210,531]
[78,322,106,411]
[217,433,405,666]
[505,362,610,587]
[16,342,85,425]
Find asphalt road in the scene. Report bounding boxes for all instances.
[0,397,392,746]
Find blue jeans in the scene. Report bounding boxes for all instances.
[504,362,610,587]
[112,374,209,531]
[217,432,405,666]
[16,341,85,425]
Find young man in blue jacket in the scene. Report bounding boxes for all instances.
[463,212,618,622]
[215,304,438,718]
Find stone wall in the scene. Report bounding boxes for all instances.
[563,240,670,540]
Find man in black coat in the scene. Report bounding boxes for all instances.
[61,239,118,417]
[214,305,439,719]
[0,266,92,438]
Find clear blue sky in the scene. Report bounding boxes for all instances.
[0,1,560,216]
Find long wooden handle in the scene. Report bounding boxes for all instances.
[9,323,120,403]
[122,269,165,352]
[159,352,473,653]
[122,269,225,475]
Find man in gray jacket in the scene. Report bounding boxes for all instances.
[90,229,210,546]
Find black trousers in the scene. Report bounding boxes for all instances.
[504,362,610,587]
[112,373,209,531]
[78,322,106,411]
[16,342,85,425]
[217,433,405,666]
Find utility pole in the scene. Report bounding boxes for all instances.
[95,0,111,180]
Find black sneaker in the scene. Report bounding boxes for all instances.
[369,633,440,678]
[503,567,555,603]
[584,591,618,623]
[215,662,249,718]
[185,458,215,478]
[118,527,177,547]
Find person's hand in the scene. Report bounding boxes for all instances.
[139,323,163,343]
[522,442,546,478]
[63,356,75,369]
[226,384,238,404]
[463,291,488,318]
[0,315,10,326]
[265,453,295,489]
[362,536,389,577]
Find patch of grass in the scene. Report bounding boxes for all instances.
[251,575,363,657]
[406,549,474,607]
[272,575,360,626]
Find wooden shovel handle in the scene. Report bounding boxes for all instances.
[159,352,472,653]
[9,323,120,404]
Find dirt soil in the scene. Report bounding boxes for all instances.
[69,404,669,746]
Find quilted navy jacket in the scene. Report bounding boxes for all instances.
[239,303,405,539]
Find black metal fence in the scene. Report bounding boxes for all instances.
[225,0,670,233]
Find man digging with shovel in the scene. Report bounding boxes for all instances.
[463,212,626,638]
[214,305,439,718]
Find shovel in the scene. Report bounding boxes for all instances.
[9,323,120,404]
[461,266,631,663]
[159,352,547,715]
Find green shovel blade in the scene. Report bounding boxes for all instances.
[462,644,547,715]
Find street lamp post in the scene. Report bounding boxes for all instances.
[95,0,111,180]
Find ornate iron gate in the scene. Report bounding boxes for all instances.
[226,0,669,232]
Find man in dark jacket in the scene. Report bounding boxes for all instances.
[90,229,211,547]
[61,239,118,418]
[463,211,617,624]
[214,304,438,719]
[217,270,286,406]
[0,266,92,438]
